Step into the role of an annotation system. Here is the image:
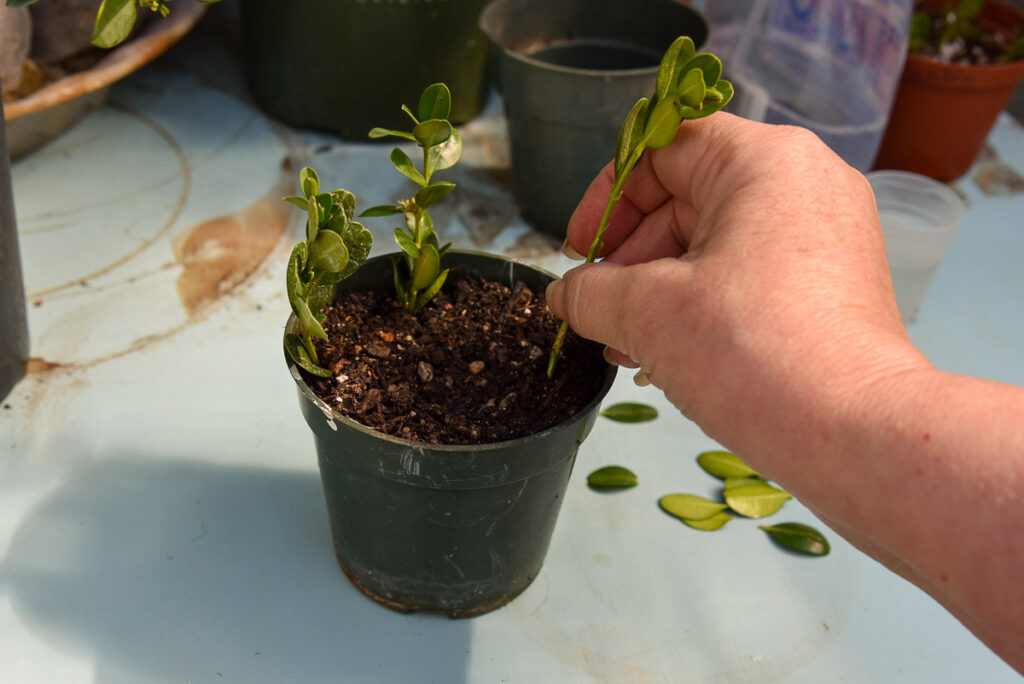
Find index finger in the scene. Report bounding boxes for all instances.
[564,113,770,260]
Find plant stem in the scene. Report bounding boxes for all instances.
[546,148,644,378]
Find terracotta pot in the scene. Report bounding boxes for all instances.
[873,0,1024,181]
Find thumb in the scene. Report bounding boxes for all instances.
[545,259,683,366]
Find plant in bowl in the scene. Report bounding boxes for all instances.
[5,0,222,48]
[284,84,615,617]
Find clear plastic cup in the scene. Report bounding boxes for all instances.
[866,170,966,322]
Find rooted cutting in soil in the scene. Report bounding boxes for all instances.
[306,275,608,445]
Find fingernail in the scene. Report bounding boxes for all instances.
[561,240,585,261]
[602,347,620,367]
[633,370,651,387]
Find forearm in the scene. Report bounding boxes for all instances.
[735,360,1024,672]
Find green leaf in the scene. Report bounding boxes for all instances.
[418,83,452,122]
[677,68,706,108]
[91,0,137,48]
[586,465,638,488]
[427,128,462,173]
[392,257,409,306]
[337,221,372,278]
[642,97,682,149]
[361,205,404,217]
[390,148,427,186]
[413,119,453,150]
[401,104,419,125]
[294,296,328,342]
[414,182,456,209]
[697,450,759,479]
[306,196,320,244]
[759,522,831,556]
[411,243,441,291]
[599,402,658,423]
[331,188,356,221]
[659,493,729,521]
[614,98,649,180]
[655,36,696,102]
[283,195,308,210]
[908,13,931,52]
[682,511,734,531]
[368,127,416,141]
[308,229,350,274]
[723,476,763,489]
[284,334,332,377]
[286,242,308,314]
[394,228,421,258]
[300,167,320,199]
[306,272,344,316]
[680,80,734,120]
[724,481,792,518]
[411,268,448,312]
[681,53,723,90]
[315,192,333,221]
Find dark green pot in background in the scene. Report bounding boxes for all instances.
[480,0,708,237]
[240,0,491,140]
[287,251,616,616]
[0,96,29,401]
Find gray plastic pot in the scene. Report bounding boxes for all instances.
[287,251,616,616]
[0,95,29,401]
[480,0,708,237]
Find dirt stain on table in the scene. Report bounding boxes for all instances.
[175,162,293,316]
[972,146,1024,197]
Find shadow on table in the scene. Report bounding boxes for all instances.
[1,457,472,683]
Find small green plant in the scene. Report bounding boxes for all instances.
[284,167,373,377]
[547,36,733,377]
[361,83,462,314]
[909,0,1024,63]
[6,0,222,49]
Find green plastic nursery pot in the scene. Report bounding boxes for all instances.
[0,96,29,401]
[287,251,616,616]
[480,0,707,237]
[240,0,490,140]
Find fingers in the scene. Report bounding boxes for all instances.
[545,259,688,379]
[563,113,792,262]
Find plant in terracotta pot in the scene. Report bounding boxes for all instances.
[284,83,615,617]
[873,0,1024,180]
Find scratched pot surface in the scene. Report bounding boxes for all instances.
[2,9,1024,683]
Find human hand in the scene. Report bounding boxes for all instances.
[546,113,930,472]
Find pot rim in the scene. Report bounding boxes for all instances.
[478,0,708,79]
[286,249,617,452]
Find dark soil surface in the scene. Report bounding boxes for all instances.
[306,276,609,445]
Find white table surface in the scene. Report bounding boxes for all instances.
[2,9,1023,684]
